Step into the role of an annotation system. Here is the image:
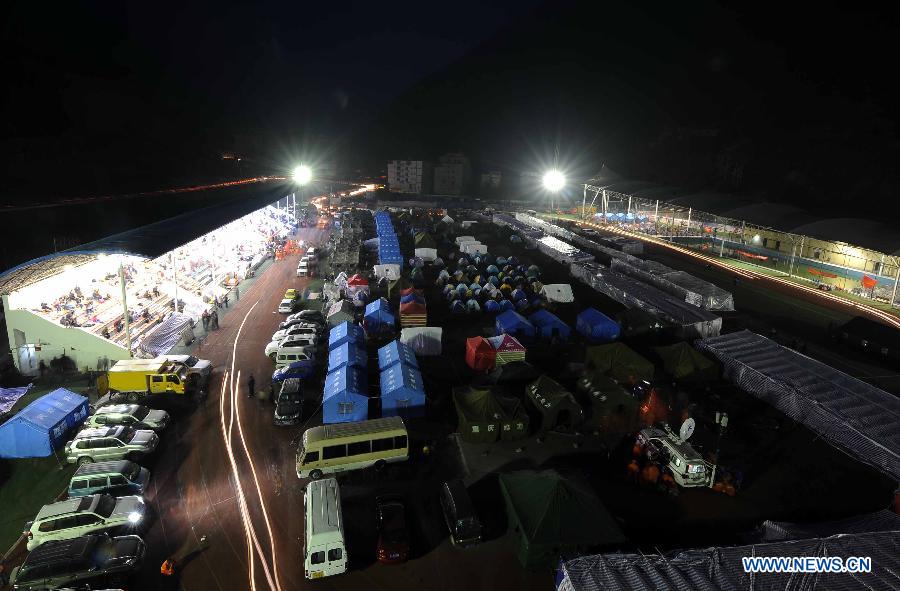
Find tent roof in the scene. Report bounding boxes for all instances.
[328,321,365,348]
[327,299,356,318]
[526,375,578,409]
[495,310,533,332]
[490,361,540,384]
[324,365,368,399]
[540,283,575,303]
[3,388,86,430]
[500,470,625,548]
[364,297,391,315]
[453,387,505,422]
[585,343,655,382]
[327,342,368,371]
[380,363,425,396]
[377,340,419,370]
[529,309,569,330]
[347,274,369,286]
[467,336,494,354]
[653,342,718,380]
[414,232,437,248]
[399,300,427,315]
[486,334,525,352]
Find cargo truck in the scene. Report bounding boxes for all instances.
[97,358,200,404]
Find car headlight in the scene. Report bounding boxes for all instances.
[128,511,142,524]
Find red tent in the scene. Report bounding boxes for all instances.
[399,301,427,315]
[400,287,424,297]
[466,337,497,372]
[347,274,369,286]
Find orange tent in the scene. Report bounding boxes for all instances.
[466,337,497,372]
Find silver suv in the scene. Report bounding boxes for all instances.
[24,494,147,550]
[65,426,158,466]
[86,404,170,431]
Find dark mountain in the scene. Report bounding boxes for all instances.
[367,0,900,218]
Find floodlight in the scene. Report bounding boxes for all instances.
[292,164,312,185]
[542,170,565,192]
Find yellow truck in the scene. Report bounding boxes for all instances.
[98,358,195,403]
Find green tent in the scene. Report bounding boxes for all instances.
[653,342,719,381]
[525,375,584,433]
[495,395,530,441]
[453,387,504,443]
[500,470,627,569]
[584,343,654,385]
[414,232,437,249]
[388,276,413,298]
[576,371,640,434]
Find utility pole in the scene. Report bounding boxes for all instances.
[118,263,133,356]
[171,253,179,314]
[582,185,587,219]
[708,412,728,488]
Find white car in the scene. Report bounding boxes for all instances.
[297,263,309,277]
[86,404,170,431]
[25,494,147,550]
[158,354,212,379]
[278,299,297,313]
[271,323,321,342]
[266,336,316,358]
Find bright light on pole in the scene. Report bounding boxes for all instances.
[542,170,565,192]
[292,164,312,186]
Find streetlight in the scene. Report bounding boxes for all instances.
[292,164,312,185]
[542,169,565,213]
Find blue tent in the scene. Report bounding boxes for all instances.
[451,300,466,314]
[495,310,536,339]
[380,363,426,418]
[328,342,368,373]
[576,308,621,343]
[484,299,501,314]
[512,288,527,302]
[529,309,572,341]
[0,389,89,458]
[377,340,419,371]
[487,265,500,275]
[323,366,369,424]
[499,299,515,312]
[364,298,395,331]
[400,293,425,305]
[328,321,365,351]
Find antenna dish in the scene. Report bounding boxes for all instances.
[679,418,696,441]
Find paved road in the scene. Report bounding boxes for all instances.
[135,224,550,591]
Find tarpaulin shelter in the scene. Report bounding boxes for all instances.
[347,274,369,287]
[486,334,526,365]
[495,310,535,339]
[653,342,718,382]
[576,372,639,434]
[584,343,654,385]
[326,299,356,327]
[399,300,427,327]
[327,342,368,373]
[0,388,89,458]
[525,375,584,432]
[452,387,505,443]
[400,327,442,356]
[576,308,620,343]
[540,283,575,303]
[328,320,365,351]
[0,384,32,415]
[364,297,395,333]
[380,363,426,418]
[500,470,626,570]
[528,310,572,341]
[466,337,497,372]
[377,339,419,371]
[323,366,368,424]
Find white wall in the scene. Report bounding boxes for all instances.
[3,295,130,373]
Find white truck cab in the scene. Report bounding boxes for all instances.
[636,424,710,488]
[304,478,347,579]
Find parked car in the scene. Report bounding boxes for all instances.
[287,309,326,324]
[439,480,483,547]
[278,299,299,313]
[272,360,315,383]
[65,427,159,466]
[307,247,319,259]
[275,347,316,369]
[159,354,213,380]
[265,336,317,358]
[25,494,147,550]
[271,324,321,343]
[68,460,150,498]
[86,404,170,431]
[375,495,410,564]
[285,289,299,300]
[10,534,145,591]
[274,379,303,426]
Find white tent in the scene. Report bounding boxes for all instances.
[414,248,437,262]
[461,221,478,229]
[441,215,455,224]
[454,235,476,245]
[541,283,575,303]
[373,264,402,280]
[334,272,349,288]
[460,242,487,255]
[400,327,443,356]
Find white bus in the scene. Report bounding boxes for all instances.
[304,478,347,579]
[296,417,409,480]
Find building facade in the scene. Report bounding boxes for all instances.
[387,160,432,194]
[480,170,502,189]
[432,153,471,195]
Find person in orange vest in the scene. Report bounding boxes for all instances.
[627,459,640,484]
[661,471,676,493]
[161,558,176,576]
[642,463,660,487]
[632,443,642,458]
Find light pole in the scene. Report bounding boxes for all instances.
[292,164,313,226]
[542,170,565,215]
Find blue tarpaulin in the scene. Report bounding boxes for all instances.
[495,310,536,339]
[380,363,426,418]
[529,309,572,341]
[328,342,368,372]
[576,308,621,343]
[378,340,419,371]
[365,298,396,331]
[0,388,89,458]
[0,384,32,415]
[328,321,365,351]
[323,366,369,424]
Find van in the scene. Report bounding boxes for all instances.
[68,460,150,498]
[276,348,316,369]
[304,478,347,579]
[439,480,483,547]
[297,262,309,277]
[297,417,409,480]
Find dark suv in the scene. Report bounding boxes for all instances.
[10,534,145,590]
[439,480,483,547]
[274,378,303,426]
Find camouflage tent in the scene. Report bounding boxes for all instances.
[653,342,719,382]
[584,343,654,385]
[525,375,584,432]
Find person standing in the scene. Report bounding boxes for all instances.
[223,294,229,308]
[247,374,255,399]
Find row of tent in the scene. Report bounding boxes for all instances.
[374,211,403,267]
[399,287,427,328]
[494,308,621,344]
[363,297,395,335]
[465,334,526,372]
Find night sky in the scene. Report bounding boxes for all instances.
[2,0,899,219]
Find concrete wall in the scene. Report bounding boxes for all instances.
[3,295,130,374]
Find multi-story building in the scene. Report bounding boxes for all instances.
[432,153,471,195]
[387,160,432,194]
[480,170,502,189]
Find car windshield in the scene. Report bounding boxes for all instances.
[125,463,141,480]
[132,407,150,420]
[119,427,136,443]
[95,494,116,517]
[185,356,198,367]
